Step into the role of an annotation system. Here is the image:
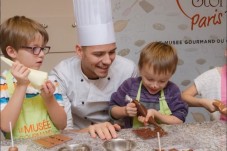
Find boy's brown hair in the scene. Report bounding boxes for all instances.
[0,16,49,59]
[138,41,178,75]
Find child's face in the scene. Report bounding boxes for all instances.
[140,64,172,95]
[14,33,46,70]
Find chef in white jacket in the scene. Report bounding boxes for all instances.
[50,0,138,140]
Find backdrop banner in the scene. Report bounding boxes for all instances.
[112,0,226,122]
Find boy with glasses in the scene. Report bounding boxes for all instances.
[0,16,66,139]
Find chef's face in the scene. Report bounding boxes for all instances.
[140,64,172,95]
[77,43,116,79]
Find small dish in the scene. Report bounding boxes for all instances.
[58,143,91,151]
[103,138,136,151]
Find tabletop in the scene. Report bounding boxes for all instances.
[1,120,226,151]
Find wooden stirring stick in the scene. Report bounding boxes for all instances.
[9,122,14,147]
[8,122,18,151]
[157,132,161,151]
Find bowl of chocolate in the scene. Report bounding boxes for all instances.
[58,144,91,151]
[103,138,136,151]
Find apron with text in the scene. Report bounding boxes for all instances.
[132,81,172,128]
[5,72,59,139]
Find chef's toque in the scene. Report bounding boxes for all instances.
[73,0,115,46]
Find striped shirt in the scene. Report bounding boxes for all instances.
[0,70,63,111]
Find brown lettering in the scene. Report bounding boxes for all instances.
[24,125,33,133]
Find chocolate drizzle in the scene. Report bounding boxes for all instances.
[132,100,167,139]
[132,127,167,140]
[132,100,161,128]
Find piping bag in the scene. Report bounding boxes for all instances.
[1,56,48,90]
[132,99,161,128]
[126,95,161,128]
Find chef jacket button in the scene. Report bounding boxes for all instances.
[81,79,84,82]
[82,102,84,105]
[84,117,87,119]
[107,77,110,80]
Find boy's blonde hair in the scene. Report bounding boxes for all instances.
[138,41,178,75]
[0,16,49,59]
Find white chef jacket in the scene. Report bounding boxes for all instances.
[50,55,138,129]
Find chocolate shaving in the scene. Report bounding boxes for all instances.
[132,127,167,140]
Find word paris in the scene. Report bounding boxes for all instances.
[176,0,225,30]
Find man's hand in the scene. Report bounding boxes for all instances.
[88,122,121,140]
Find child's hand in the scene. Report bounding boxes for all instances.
[138,109,157,126]
[125,102,137,117]
[40,80,55,99]
[138,116,148,126]
[212,100,227,115]
[11,61,30,86]
[202,99,216,112]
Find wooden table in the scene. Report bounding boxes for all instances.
[1,121,226,151]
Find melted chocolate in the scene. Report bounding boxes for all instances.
[132,127,167,139]
[132,100,168,139]
[132,100,163,128]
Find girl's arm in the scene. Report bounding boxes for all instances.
[181,84,216,112]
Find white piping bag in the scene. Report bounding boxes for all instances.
[1,56,48,90]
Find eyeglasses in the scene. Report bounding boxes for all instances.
[21,46,50,55]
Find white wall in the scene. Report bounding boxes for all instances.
[0,0,76,72]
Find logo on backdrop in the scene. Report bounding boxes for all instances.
[176,0,226,30]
